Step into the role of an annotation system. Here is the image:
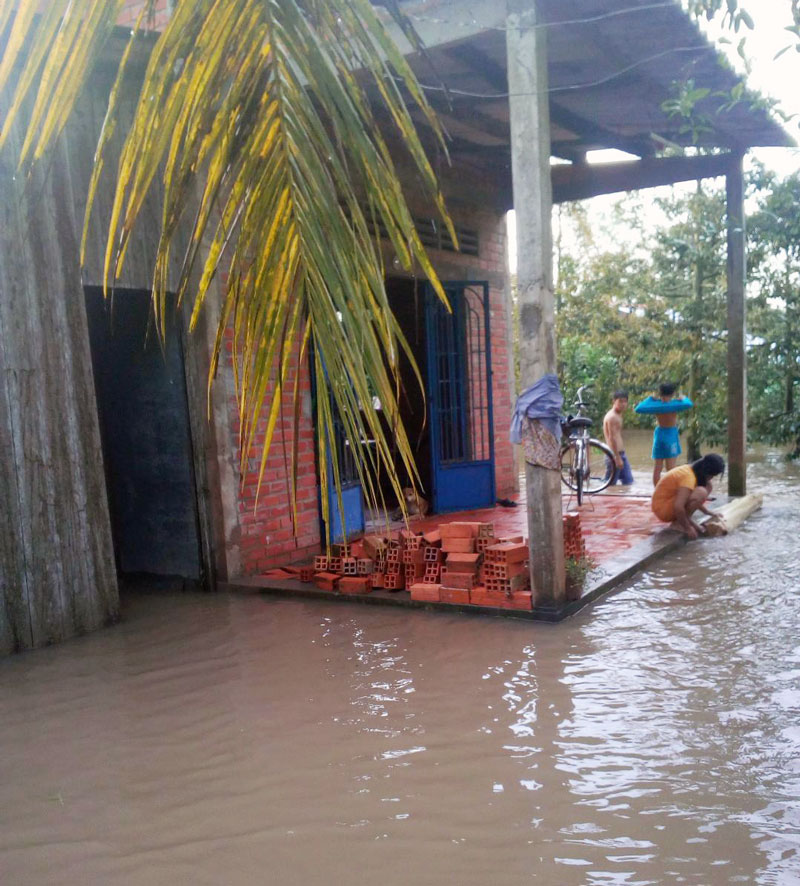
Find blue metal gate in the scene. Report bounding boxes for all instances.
[310,352,365,543]
[323,407,365,543]
[425,281,495,513]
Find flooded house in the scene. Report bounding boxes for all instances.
[0,0,790,653]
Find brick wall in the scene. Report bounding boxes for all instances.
[219,203,515,575]
[223,330,322,574]
[395,207,517,501]
[117,0,172,29]
[106,12,517,571]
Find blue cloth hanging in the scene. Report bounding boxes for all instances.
[510,373,564,444]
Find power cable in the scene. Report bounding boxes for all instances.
[399,45,709,99]
[402,2,684,33]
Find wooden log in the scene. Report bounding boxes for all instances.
[703,493,763,537]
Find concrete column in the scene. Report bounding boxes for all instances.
[726,153,746,496]
[506,0,565,606]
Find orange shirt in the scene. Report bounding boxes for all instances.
[651,464,697,522]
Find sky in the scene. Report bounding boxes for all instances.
[508,0,800,270]
[701,0,800,175]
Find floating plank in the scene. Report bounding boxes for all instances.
[704,493,763,537]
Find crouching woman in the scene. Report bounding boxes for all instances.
[651,454,725,539]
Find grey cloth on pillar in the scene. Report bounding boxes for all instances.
[510,373,564,444]
[510,374,565,472]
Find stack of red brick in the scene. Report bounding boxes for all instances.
[262,513,587,612]
[264,522,532,610]
[562,511,586,560]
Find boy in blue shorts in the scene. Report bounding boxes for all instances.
[635,382,693,486]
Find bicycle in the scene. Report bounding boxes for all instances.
[560,384,616,505]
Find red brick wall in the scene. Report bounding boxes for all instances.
[223,331,321,574]
[117,1,172,28]
[105,16,517,569]
[402,209,517,501]
[221,205,515,575]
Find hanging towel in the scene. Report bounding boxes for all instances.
[510,373,564,444]
[510,374,564,471]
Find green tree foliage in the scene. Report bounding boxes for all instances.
[747,169,800,455]
[649,183,729,457]
[555,174,800,458]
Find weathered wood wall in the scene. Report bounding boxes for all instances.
[0,92,120,653]
[0,44,242,653]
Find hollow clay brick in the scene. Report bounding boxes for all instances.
[445,552,481,574]
[469,587,508,607]
[439,522,478,539]
[485,542,527,564]
[383,572,404,590]
[338,576,371,595]
[313,572,340,591]
[410,583,440,603]
[439,587,471,604]
[441,538,476,554]
[362,536,386,559]
[439,570,475,590]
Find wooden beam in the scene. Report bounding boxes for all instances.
[445,42,650,157]
[551,152,737,203]
[549,101,653,159]
[726,152,747,496]
[506,0,565,608]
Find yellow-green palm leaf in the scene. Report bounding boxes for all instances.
[0,0,455,541]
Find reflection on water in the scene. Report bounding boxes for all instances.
[1,449,798,885]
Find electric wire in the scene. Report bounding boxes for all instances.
[401,1,686,33]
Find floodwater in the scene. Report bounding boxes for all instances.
[2,442,799,885]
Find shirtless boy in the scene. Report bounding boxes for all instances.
[602,390,633,485]
[641,382,693,486]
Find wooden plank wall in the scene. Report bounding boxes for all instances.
[0,58,184,653]
[0,90,120,653]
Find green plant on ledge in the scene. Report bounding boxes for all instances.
[565,554,599,600]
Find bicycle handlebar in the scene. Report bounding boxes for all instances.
[574,383,594,407]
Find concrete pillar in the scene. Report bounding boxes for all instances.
[506,0,565,606]
[726,153,746,496]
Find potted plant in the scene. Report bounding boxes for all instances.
[565,554,598,601]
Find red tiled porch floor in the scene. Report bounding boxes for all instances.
[231,481,673,622]
[405,485,662,568]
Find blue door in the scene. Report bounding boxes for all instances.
[310,351,365,543]
[324,408,365,542]
[425,282,495,513]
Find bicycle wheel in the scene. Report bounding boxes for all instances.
[584,439,617,494]
[559,443,579,491]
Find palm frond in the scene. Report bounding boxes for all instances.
[0,0,454,541]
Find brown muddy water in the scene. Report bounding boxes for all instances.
[2,442,799,885]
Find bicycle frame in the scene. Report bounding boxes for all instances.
[560,384,616,503]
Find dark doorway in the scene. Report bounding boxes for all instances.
[384,277,431,509]
[84,287,204,585]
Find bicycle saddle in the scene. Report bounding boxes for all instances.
[564,416,592,429]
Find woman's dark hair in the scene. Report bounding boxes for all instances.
[691,454,725,487]
[659,382,677,397]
